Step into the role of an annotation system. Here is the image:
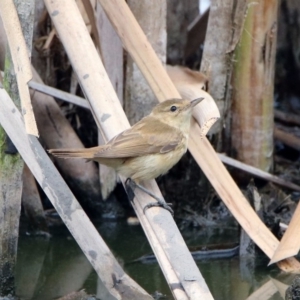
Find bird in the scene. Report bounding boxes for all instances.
[49,97,203,214]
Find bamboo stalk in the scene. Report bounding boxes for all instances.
[44,0,213,298]
[97,0,300,271]
[0,87,152,300]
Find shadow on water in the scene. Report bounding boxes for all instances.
[15,220,296,300]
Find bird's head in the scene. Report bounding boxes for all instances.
[150,98,203,131]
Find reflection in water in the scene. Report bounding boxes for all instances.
[16,234,93,300]
[15,220,296,300]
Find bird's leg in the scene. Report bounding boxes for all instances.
[125,178,173,215]
[126,178,162,201]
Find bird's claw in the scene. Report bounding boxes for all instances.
[125,178,174,216]
[143,200,174,216]
[125,177,136,189]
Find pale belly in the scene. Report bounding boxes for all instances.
[117,145,187,182]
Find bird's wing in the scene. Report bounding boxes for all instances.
[93,117,183,158]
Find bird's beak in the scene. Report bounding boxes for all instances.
[190,97,204,108]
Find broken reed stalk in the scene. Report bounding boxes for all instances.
[270,202,300,264]
[166,65,219,132]
[231,0,277,172]
[270,134,300,263]
[97,0,300,271]
[44,0,214,298]
[0,88,152,300]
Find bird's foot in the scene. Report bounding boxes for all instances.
[143,200,174,215]
[125,178,173,215]
[125,177,133,186]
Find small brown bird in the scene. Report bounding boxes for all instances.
[49,98,203,213]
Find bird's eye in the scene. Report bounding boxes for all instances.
[170,105,177,112]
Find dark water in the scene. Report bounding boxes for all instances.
[15,220,295,300]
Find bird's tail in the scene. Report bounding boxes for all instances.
[48,148,95,159]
